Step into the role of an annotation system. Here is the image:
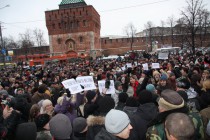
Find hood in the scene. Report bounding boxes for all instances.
[123,106,138,115]
[137,103,158,122]
[87,115,105,126]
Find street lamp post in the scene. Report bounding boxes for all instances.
[0,4,10,67]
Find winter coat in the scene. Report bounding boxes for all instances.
[197,89,210,110]
[123,106,138,116]
[86,115,105,140]
[115,102,125,111]
[36,130,52,140]
[54,96,77,124]
[122,103,157,140]
[146,106,205,140]
[94,128,121,140]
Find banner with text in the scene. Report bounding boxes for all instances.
[76,76,96,91]
[98,80,115,94]
[62,79,83,94]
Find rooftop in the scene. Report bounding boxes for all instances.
[60,0,85,5]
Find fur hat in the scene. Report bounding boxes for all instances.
[73,117,87,133]
[98,96,115,114]
[86,90,96,103]
[105,109,130,134]
[35,114,50,129]
[138,90,153,104]
[49,114,72,139]
[158,89,184,111]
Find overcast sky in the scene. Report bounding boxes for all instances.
[0,0,210,44]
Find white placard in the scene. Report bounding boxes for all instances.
[152,63,160,69]
[76,76,96,90]
[158,53,168,59]
[134,62,138,66]
[121,66,126,71]
[142,63,149,70]
[98,80,115,94]
[126,63,132,68]
[62,79,83,94]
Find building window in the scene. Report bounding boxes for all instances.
[121,39,124,42]
[83,20,86,26]
[77,21,80,27]
[49,15,51,21]
[52,24,55,29]
[116,39,118,43]
[110,40,112,44]
[86,10,88,15]
[105,40,106,44]
[70,22,73,28]
[79,36,83,43]
[80,11,82,15]
[59,23,61,29]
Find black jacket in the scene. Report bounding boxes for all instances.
[127,103,158,140]
[94,128,121,140]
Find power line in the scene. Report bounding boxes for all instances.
[2,0,173,24]
[100,0,172,12]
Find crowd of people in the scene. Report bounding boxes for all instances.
[0,51,210,140]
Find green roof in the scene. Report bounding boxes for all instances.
[60,0,85,5]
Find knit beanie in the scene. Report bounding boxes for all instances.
[16,122,37,140]
[49,114,72,139]
[160,74,168,81]
[86,90,96,103]
[105,109,130,134]
[138,90,153,104]
[35,114,50,129]
[73,117,87,133]
[146,84,156,93]
[158,89,184,111]
[114,81,122,89]
[98,96,115,114]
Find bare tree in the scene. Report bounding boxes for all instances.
[3,36,19,50]
[19,29,34,61]
[144,21,155,52]
[167,15,176,47]
[33,28,46,46]
[124,23,137,51]
[176,17,188,48]
[181,0,206,54]
[198,9,210,47]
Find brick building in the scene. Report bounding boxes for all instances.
[45,0,101,58]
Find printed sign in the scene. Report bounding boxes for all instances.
[98,80,115,94]
[62,79,83,94]
[158,53,168,59]
[152,63,160,69]
[142,63,149,70]
[126,63,132,68]
[76,76,96,90]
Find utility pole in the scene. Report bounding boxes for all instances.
[0,23,5,66]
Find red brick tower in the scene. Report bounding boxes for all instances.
[45,0,101,58]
